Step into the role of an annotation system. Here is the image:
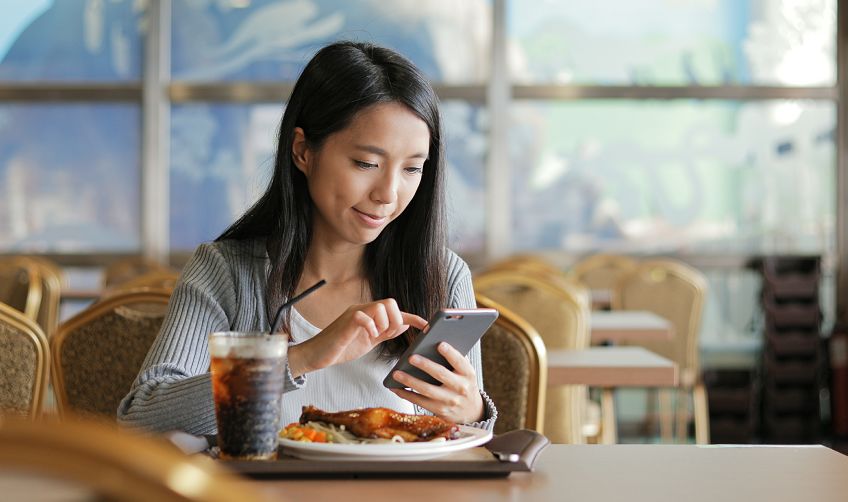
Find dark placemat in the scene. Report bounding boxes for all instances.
[167,429,549,479]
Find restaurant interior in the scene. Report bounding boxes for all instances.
[1,0,847,500]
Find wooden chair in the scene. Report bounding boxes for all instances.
[51,288,172,418]
[477,293,547,434]
[23,256,64,338]
[483,254,563,278]
[0,416,269,502]
[613,259,709,444]
[0,301,50,419]
[103,257,176,288]
[568,254,638,309]
[474,270,592,444]
[0,257,42,321]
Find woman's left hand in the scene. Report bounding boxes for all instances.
[389,342,484,423]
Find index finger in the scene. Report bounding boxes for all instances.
[437,342,475,376]
[401,312,428,330]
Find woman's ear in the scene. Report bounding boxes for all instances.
[291,127,311,175]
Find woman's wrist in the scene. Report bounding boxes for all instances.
[287,343,311,378]
[469,392,485,423]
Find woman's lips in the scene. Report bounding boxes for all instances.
[353,208,388,228]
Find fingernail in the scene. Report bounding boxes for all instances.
[394,371,403,380]
[439,342,449,350]
[410,355,420,364]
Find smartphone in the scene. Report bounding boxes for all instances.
[383,308,499,389]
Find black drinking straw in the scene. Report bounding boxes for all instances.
[270,279,326,334]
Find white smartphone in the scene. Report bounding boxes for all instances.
[383,308,499,389]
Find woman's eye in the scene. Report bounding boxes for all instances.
[405,166,424,175]
[354,160,378,169]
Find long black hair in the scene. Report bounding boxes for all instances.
[217,41,447,358]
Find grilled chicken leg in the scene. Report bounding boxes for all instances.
[299,405,459,442]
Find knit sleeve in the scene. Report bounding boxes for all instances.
[116,242,302,434]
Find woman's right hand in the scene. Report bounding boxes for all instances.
[287,299,427,377]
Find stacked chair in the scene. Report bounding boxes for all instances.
[704,367,759,443]
[758,256,822,443]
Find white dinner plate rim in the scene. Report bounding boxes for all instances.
[278,424,492,459]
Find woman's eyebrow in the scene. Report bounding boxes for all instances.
[354,144,428,160]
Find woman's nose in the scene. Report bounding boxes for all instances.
[371,170,399,204]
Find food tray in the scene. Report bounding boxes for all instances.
[168,429,549,479]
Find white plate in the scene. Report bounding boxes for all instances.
[279,425,492,461]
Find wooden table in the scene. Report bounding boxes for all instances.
[590,310,674,344]
[250,444,848,502]
[547,346,678,444]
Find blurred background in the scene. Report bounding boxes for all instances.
[0,0,843,443]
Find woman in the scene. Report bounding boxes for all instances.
[118,41,496,434]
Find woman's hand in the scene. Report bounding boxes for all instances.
[287,299,427,377]
[389,342,485,424]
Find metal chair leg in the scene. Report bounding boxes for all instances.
[675,388,688,443]
[600,388,617,444]
[658,389,674,443]
[693,382,710,444]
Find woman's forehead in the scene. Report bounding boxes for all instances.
[334,102,431,155]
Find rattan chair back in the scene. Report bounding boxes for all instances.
[613,259,707,381]
[51,288,172,418]
[477,293,547,434]
[0,301,49,418]
[569,253,638,292]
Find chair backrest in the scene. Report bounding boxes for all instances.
[0,301,50,419]
[484,253,563,278]
[0,257,42,320]
[475,271,591,351]
[0,417,269,502]
[51,288,172,418]
[613,259,707,382]
[476,293,547,434]
[474,270,591,443]
[103,257,176,288]
[22,256,64,338]
[568,253,638,292]
[105,270,180,297]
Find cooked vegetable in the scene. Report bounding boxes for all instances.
[280,423,329,443]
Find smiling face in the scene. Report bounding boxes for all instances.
[292,101,431,249]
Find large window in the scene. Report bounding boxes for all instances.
[509,100,835,254]
[0,0,143,252]
[509,0,835,86]
[1,0,835,258]
[507,0,837,256]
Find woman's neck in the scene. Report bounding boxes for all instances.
[300,239,367,288]
[294,240,371,328]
